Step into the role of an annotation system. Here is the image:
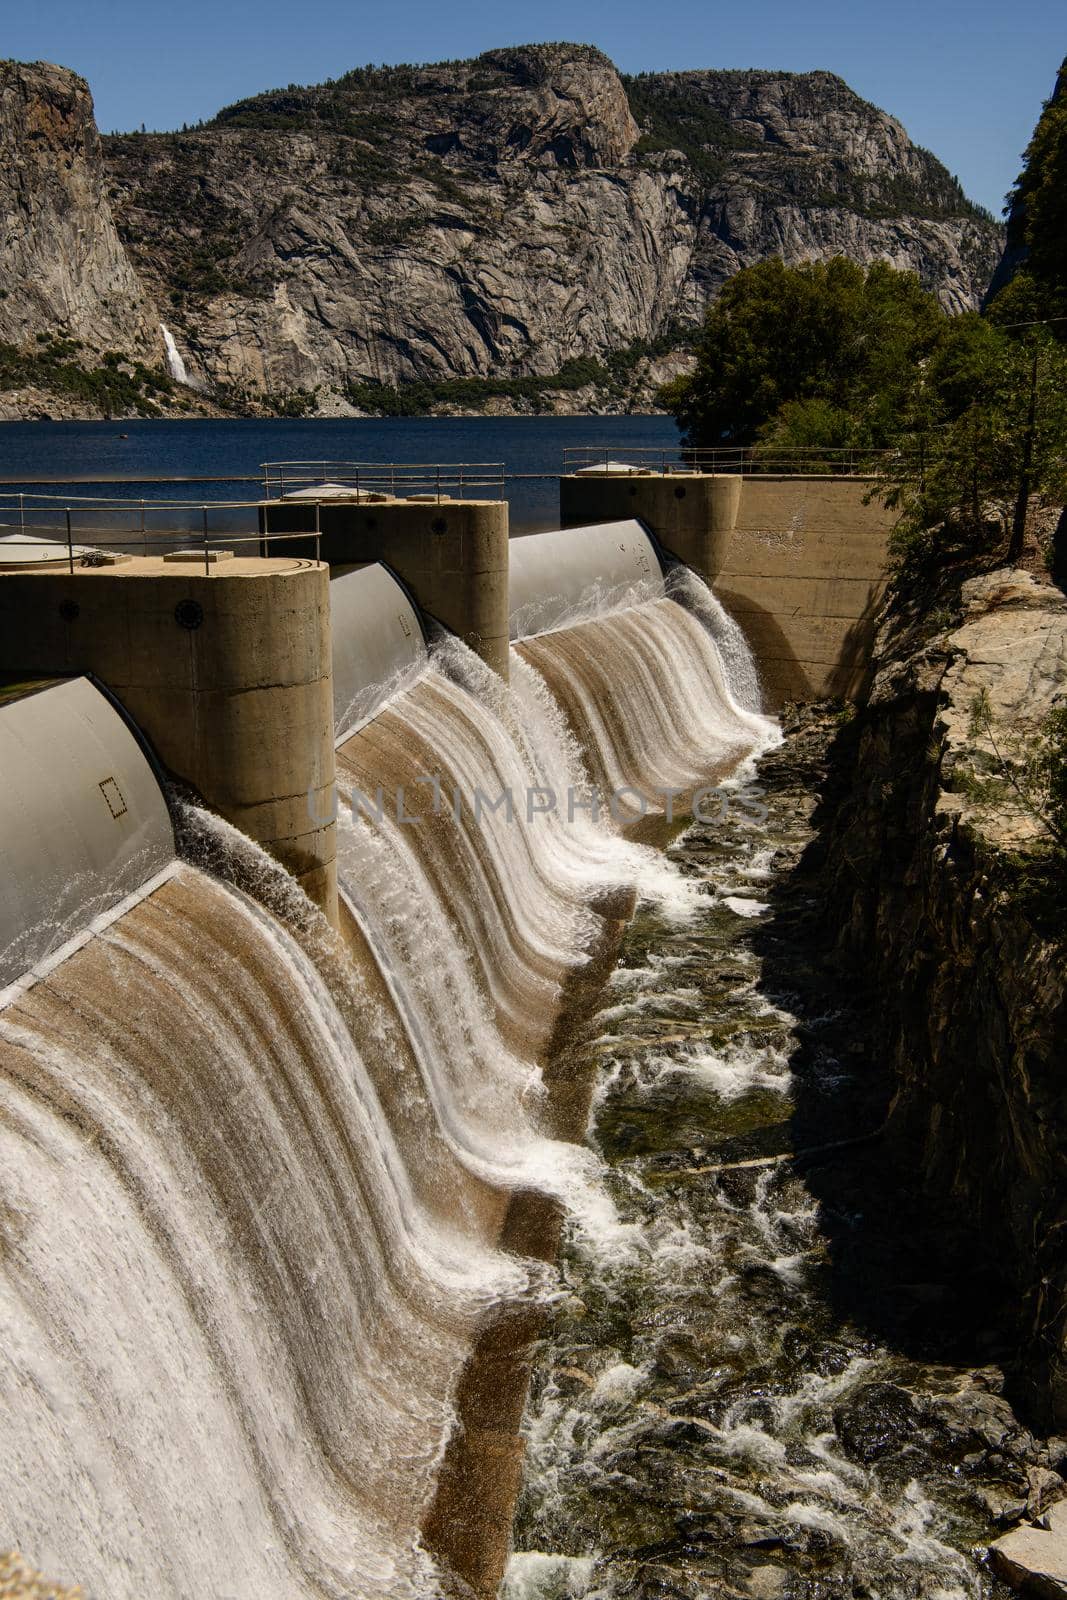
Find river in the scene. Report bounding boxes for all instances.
[504,713,1030,1600]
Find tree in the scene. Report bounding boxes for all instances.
[882,324,1067,561]
[987,58,1067,330]
[659,257,946,449]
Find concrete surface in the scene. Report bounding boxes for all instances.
[261,496,511,679]
[0,676,175,990]
[330,562,427,734]
[560,473,896,705]
[508,519,662,639]
[0,556,337,922]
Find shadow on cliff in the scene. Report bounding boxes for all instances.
[746,714,1016,1377]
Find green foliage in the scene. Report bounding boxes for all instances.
[988,59,1067,329]
[622,76,756,188]
[964,691,1067,854]
[622,76,990,223]
[883,324,1067,562]
[0,338,175,417]
[344,331,695,415]
[122,169,258,300]
[661,254,1067,573]
[345,357,611,416]
[662,257,946,449]
[265,387,319,417]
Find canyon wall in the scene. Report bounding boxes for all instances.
[102,46,1001,410]
[0,46,1004,417]
[824,561,1067,1423]
[0,60,160,362]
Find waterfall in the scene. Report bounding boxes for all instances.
[513,583,777,820]
[160,323,189,386]
[0,564,775,1596]
[0,857,542,1598]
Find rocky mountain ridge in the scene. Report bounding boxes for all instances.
[0,46,1004,418]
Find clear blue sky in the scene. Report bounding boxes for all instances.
[6,0,1063,214]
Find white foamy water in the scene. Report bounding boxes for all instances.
[160,323,188,385]
[0,861,527,1599]
[0,559,777,1594]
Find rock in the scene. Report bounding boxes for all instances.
[822,561,1067,1427]
[975,1484,1028,1523]
[1029,1468,1067,1519]
[551,1365,596,1396]
[833,1381,918,1462]
[745,1564,787,1597]
[990,1499,1067,1597]
[0,61,160,362]
[96,47,1001,409]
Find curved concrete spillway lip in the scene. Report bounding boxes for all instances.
[331,562,428,738]
[508,519,666,640]
[0,677,176,998]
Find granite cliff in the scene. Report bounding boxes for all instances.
[103,44,1002,414]
[821,548,1067,1428]
[0,61,224,419]
[0,60,159,360]
[0,46,1003,418]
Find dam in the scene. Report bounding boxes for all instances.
[3,457,997,1600]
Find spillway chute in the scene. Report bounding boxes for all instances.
[0,676,175,996]
[508,520,664,640]
[330,562,428,736]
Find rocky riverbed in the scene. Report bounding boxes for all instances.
[504,708,1060,1600]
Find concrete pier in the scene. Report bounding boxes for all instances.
[0,555,337,922]
[260,495,511,679]
[560,472,896,705]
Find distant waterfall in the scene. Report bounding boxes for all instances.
[160,323,189,385]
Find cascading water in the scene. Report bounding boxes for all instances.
[0,565,779,1597]
[0,858,531,1598]
[502,717,1026,1600]
[160,323,189,386]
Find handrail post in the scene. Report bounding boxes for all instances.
[66,508,73,575]
[140,499,146,557]
[436,465,441,503]
[202,506,209,576]
[315,499,321,566]
[18,492,25,534]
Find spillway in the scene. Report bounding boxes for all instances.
[0,544,776,1598]
[509,522,772,822]
[0,677,174,996]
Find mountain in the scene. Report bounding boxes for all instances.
[0,48,1003,418]
[0,60,225,419]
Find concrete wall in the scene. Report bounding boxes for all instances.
[0,676,175,992]
[560,473,895,705]
[261,497,511,680]
[0,555,337,922]
[330,562,427,734]
[508,520,663,639]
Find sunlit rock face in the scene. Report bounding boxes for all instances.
[98,46,1002,405]
[0,61,161,362]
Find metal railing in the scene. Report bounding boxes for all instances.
[562,445,916,477]
[260,460,506,501]
[0,492,323,577]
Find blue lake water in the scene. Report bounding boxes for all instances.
[0,414,680,538]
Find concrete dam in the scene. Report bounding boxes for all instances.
[0,468,894,1597]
